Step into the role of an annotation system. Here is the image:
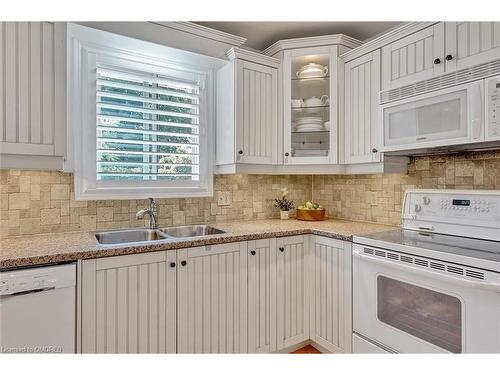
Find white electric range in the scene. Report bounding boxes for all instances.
[352,189,500,353]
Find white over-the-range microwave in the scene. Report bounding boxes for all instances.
[379,74,500,154]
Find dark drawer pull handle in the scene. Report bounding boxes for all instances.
[372,148,378,153]
[434,58,441,64]
[279,247,285,252]
[445,54,453,61]
[181,260,187,266]
[170,262,176,268]
[238,150,243,155]
[250,250,256,256]
[284,152,289,157]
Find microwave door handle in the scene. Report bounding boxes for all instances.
[470,83,482,139]
[353,250,500,293]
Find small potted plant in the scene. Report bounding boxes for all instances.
[274,188,294,220]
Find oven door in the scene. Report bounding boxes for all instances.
[353,244,500,353]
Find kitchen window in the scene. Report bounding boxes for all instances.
[67,24,220,199]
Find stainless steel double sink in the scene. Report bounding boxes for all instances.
[95,225,226,245]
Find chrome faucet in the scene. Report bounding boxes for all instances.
[136,198,158,229]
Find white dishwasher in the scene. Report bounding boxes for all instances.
[0,263,76,353]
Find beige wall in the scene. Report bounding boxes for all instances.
[313,151,500,226]
[1,150,499,238]
[0,172,311,238]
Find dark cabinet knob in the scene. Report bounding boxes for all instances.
[170,262,176,268]
[434,58,441,64]
[181,260,187,266]
[445,54,453,61]
[250,250,256,256]
[238,150,243,155]
[372,148,378,153]
[284,152,289,157]
[279,247,285,252]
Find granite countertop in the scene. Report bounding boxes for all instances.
[0,219,396,269]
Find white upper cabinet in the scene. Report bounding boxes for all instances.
[236,60,279,164]
[176,242,248,353]
[216,48,279,167]
[283,46,339,165]
[382,23,445,90]
[445,22,500,72]
[0,22,66,167]
[344,50,382,164]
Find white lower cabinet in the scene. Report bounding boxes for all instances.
[80,251,177,353]
[80,235,352,354]
[176,242,248,353]
[310,236,352,353]
[276,235,310,351]
[247,238,278,353]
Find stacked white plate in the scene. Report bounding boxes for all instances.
[294,150,328,157]
[294,116,324,132]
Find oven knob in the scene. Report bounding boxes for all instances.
[423,196,431,205]
[414,204,422,212]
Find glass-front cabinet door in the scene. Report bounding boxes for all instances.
[283,46,338,165]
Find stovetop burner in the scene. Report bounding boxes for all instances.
[357,229,500,263]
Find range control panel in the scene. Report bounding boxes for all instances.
[403,190,500,240]
[487,75,500,137]
[439,197,495,213]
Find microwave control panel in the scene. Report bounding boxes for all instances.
[487,75,500,138]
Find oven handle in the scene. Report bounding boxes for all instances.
[353,249,500,293]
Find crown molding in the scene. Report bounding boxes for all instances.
[340,22,438,62]
[262,34,362,56]
[226,47,281,68]
[152,22,247,47]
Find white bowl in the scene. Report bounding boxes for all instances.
[296,63,328,79]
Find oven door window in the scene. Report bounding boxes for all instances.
[377,275,462,353]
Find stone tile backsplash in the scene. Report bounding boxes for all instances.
[313,151,500,226]
[0,173,312,238]
[1,150,499,238]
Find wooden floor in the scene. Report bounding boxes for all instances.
[291,345,321,354]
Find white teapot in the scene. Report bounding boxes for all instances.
[303,95,329,107]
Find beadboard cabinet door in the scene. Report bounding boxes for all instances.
[81,251,176,353]
[0,22,66,165]
[344,50,381,164]
[216,56,279,169]
[247,238,277,353]
[177,242,248,353]
[235,60,279,165]
[382,23,445,90]
[445,22,500,72]
[310,236,352,353]
[276,235,310,351]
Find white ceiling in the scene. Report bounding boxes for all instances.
[195,22,402,51]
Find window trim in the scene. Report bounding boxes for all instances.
[67,23,222,200]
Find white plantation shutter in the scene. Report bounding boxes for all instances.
[68,24,217,200]
[95,66,202,181]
